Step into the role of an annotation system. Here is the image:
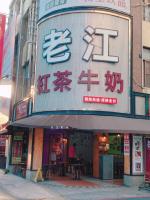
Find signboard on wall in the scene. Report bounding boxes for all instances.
[16,100,28,120]
[132,136,143,174]
[34,12,131,114]
[145,138,150,183]
[38,0,131,20]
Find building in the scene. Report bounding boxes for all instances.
[3,0,150,186]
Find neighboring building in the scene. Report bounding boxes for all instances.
[4,0,150,186]
[0,13,8,169]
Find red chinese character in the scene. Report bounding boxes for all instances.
[37,74,50,94]
[53,70,72,92]
[78,70,99,91]
[105,71,123,93]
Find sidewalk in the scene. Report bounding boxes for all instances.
[0,170,150,200]
[0,170,64,200]
[39,177,150,200]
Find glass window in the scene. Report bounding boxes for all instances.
[143,3,150,21]
[143,60,150,87]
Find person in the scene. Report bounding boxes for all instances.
[68,143,76,173]
[68,143,76,164]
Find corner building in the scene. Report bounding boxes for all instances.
[6,0,150,186]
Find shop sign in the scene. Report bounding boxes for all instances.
[83,96,117,104]
[38,0,130,20]
[145,138,150,183]
[16,100,28,120]
[34,12,131,114]
[12,157,21,164]
[132,136,143,174]
[124,134,130,155]
[14,135,23,141]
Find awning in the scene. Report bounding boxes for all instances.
[11,114,150,134]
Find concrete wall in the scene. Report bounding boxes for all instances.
[142,21,150,48]
[27,129,33,170]
[131,0,143,93]
[124,175,144,187]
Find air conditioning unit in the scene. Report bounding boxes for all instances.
[143,87,150,94]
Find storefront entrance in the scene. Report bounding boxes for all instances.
[42,129,93,179]
[97,133,124,180]
[42,129,68,178]
[11,131,29,178]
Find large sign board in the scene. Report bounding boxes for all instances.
[39,0,131,20]
[33,12,131,114]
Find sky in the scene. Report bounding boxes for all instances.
[0,0,12,15]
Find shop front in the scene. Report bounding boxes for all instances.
[30,2,131,182]
[41,129,124,181]
[9,0,150,187]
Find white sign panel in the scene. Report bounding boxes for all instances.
[124,134,130,155]
[39,0,131,20]
[33,12,131,114]
[132,136,143,174]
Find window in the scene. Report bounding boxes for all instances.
[143,60,150,87]
[143,2,150,21]
[143,48,150,87]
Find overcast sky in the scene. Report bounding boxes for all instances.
[0,0,11,15]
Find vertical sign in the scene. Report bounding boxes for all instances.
[124,134,130,155]
[145,138,150,183]
[132,136,143,174]
[0,14,6,78]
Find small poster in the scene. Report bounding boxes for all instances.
[124,134,130,155]
[132,136,143,174]
[145,138,150,183]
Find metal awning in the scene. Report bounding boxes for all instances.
[11,114,150,134]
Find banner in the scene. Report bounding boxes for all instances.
[39,0,131,20]
[0,14,6,78]
[132,136,143,174]
[145,138,150,183]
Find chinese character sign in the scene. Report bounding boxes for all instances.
[38,0,130,20]
[43,29,72,64]
[132,136,143,174]
[34,12,131,114]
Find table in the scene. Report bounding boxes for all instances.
[71,164,83,180]
[43,162,67,179]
